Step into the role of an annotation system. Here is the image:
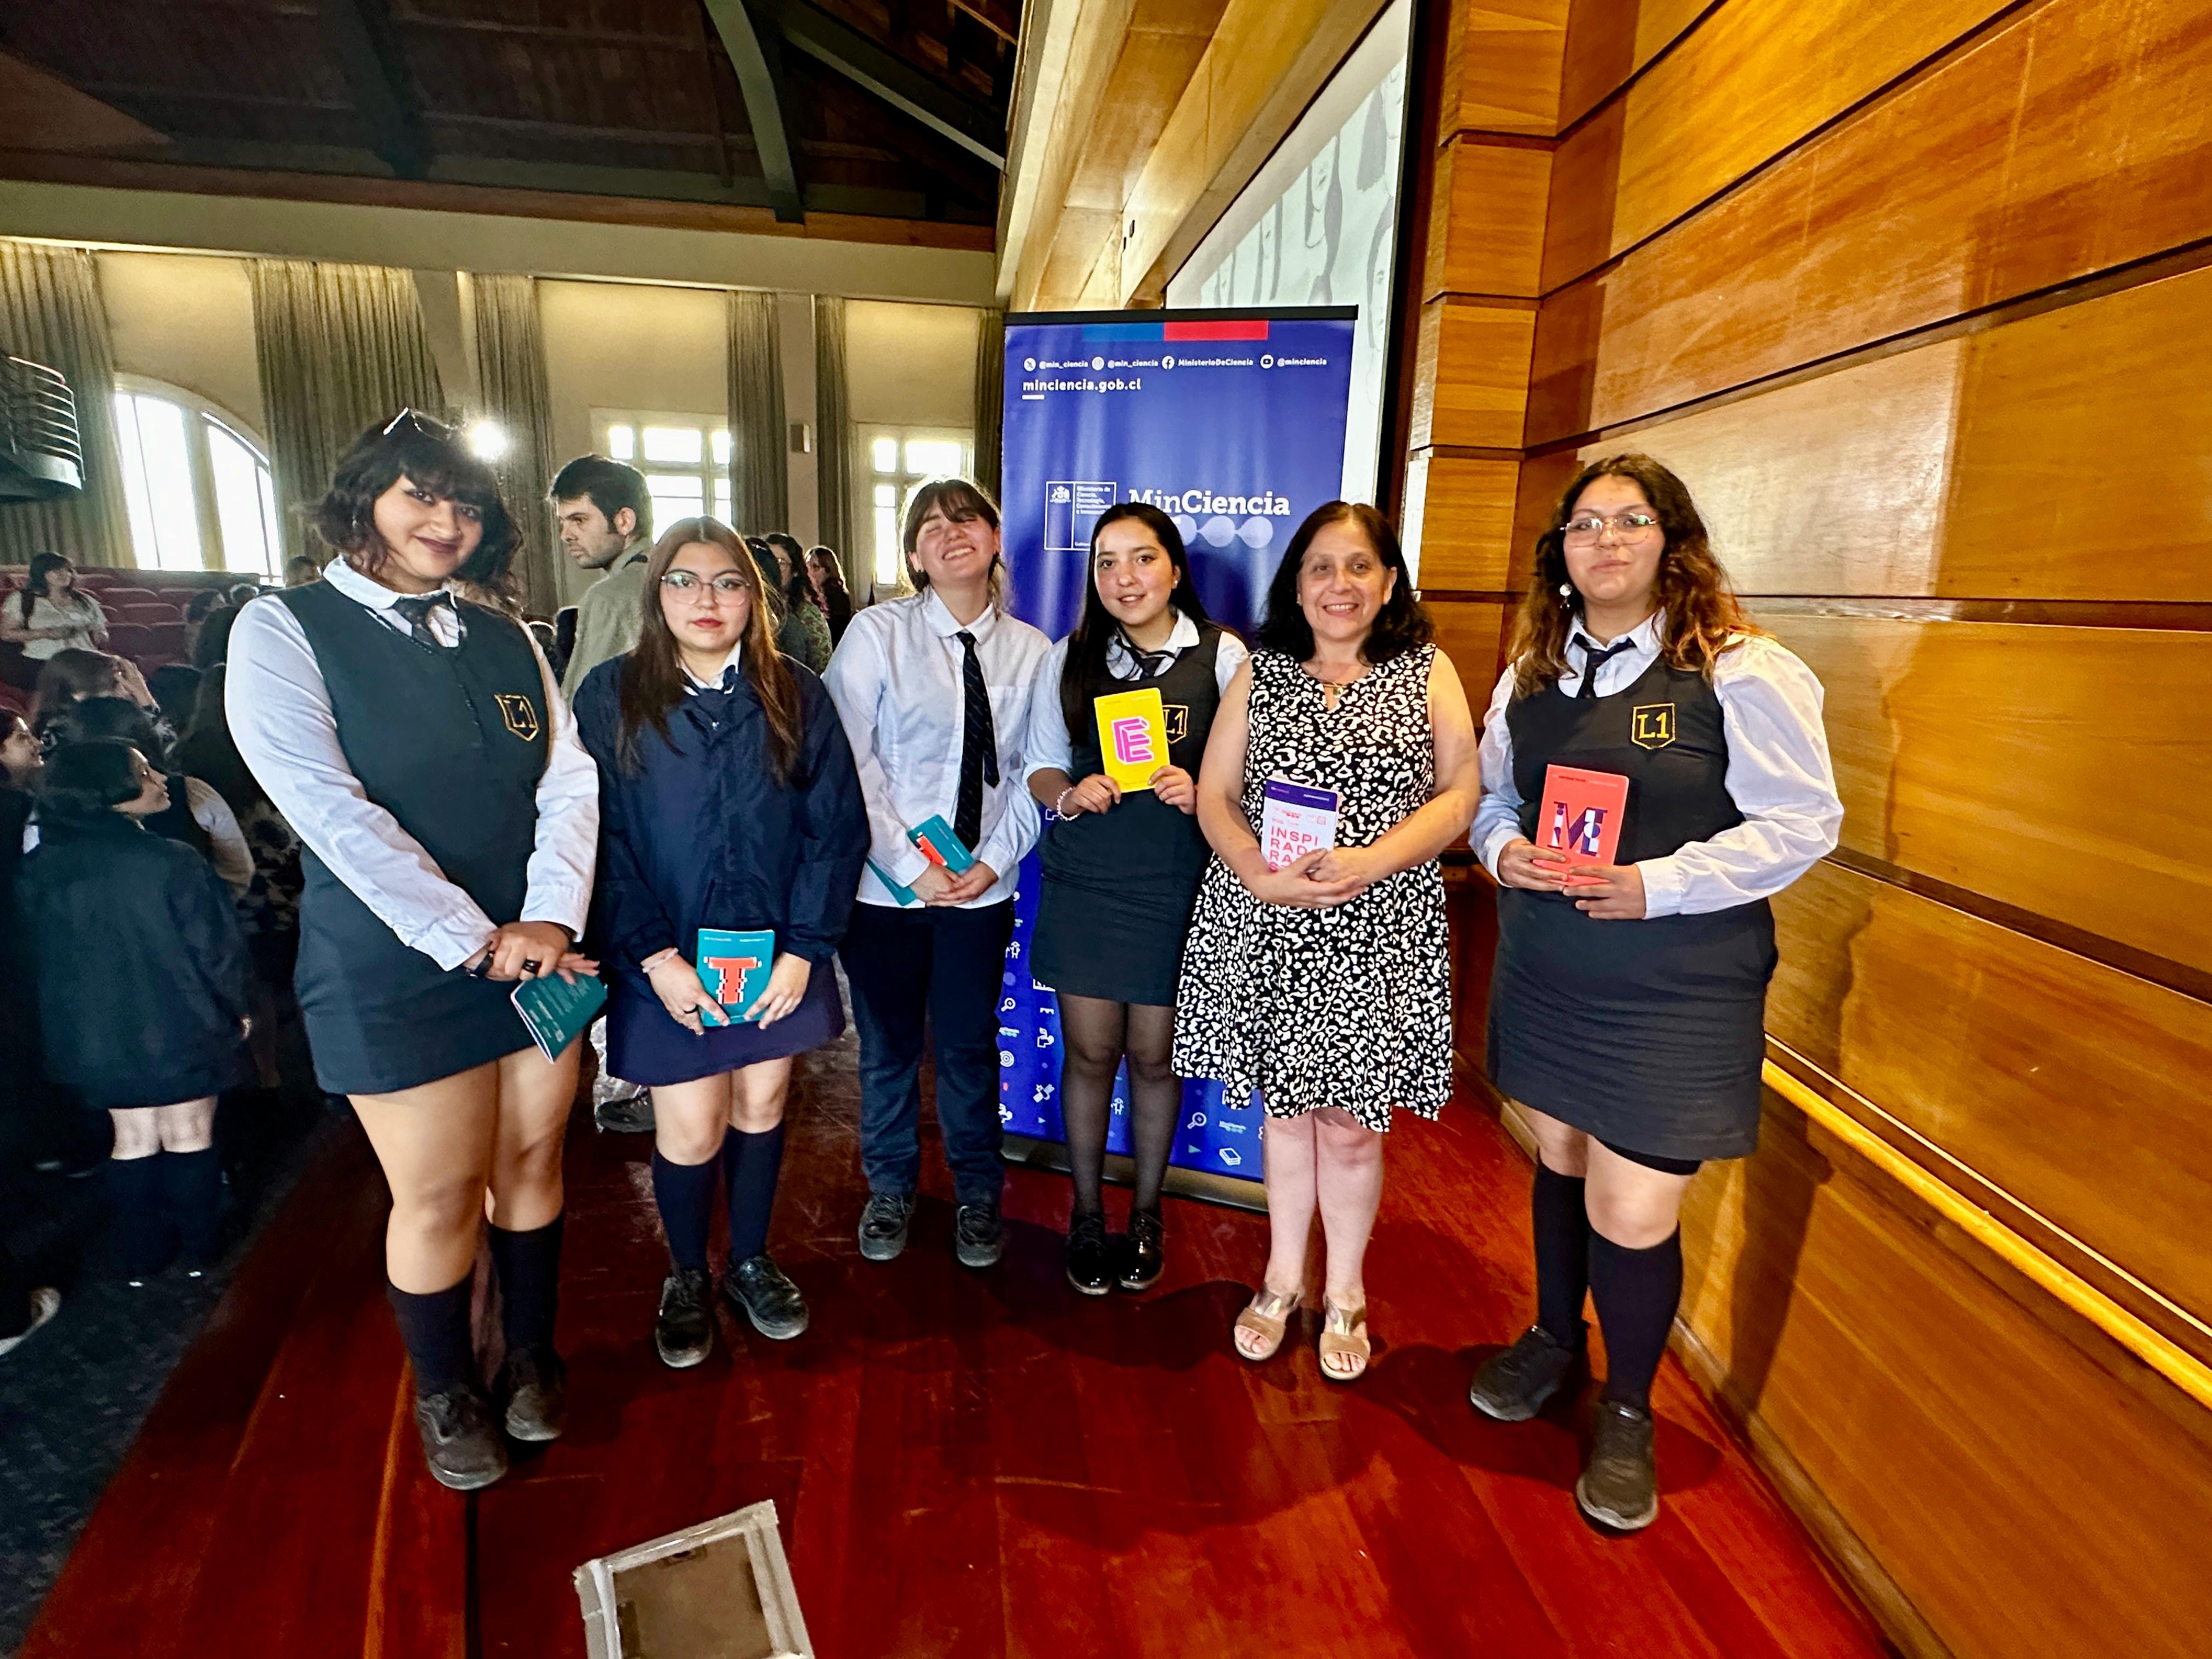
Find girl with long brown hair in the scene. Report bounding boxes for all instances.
[569,518,867,1369]
[1465,453,1842,1533]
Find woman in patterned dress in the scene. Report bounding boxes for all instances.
[1173,503,1480,1381]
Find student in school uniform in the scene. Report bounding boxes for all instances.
[1465,452,1842,1533]
[227,411,600,1493]
[571,517,867,1369]
[822,478,1050,1271]
[1022,503,1246,1294]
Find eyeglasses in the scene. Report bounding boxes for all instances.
[381,407,452,440]
[1561,511,1661,542]
[660,571,752,603]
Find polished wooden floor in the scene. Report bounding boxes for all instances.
[21,1031,1887,1658]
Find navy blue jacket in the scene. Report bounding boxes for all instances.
[572,654,868,972]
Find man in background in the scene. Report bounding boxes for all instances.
[549,455,656,1132]
[554,455,653,701]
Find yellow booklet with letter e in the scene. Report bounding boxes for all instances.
[1093,687,1170,792]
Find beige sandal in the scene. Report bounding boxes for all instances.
[1233,1287,1300,1362]
[1318,1302,1370,1383]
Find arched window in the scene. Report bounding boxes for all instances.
[110,377,282,575]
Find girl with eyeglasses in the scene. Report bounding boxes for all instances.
[571,518,867,1369]
[1465,453,1841,1533]
[227,413,600,1492]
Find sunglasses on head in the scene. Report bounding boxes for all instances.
[381,407,453,441]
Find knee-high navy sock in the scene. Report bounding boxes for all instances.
[109,1154,170,1279]
[388,1275,475,1395]
[486,1215,565,1358]
[1532,1164,1591,1349]
[652,1149,719,1273]
[722,1124,786,1265]
[161,1147,225,1268]
[1588,1229,1684,1413]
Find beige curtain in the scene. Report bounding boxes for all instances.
[973,308,1004,500]
[469,273,560,615]
[726,289,788,535]
[813,295,858,597]
[250,259,444,563]
[0,240,132,568]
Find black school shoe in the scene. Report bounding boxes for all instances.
[1117,1209,1164,1293]
[857,1192,916,1262]
[1577,1400,1660,1531]
[498,1346,568,1442]
[1468,1324,1585,1421]
[1064,1211,1113,1295]
[415,1385,509,1491]
[655,1267,715,1368]
[953,1200,1005,1269]
[725,1254,810,1340]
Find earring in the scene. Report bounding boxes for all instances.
[1558,581,1573,602]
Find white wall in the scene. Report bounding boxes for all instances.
[846,301,980,427]
[97,251,263,434]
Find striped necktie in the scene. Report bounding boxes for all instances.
[1575,635,1636,698]
[954,629,998,850]
[391,592,453,649]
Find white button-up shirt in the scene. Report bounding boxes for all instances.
[1471,612,1843,916]
[225,557,599,969]
[1021,609,1250,781]
[822,588,1050,909]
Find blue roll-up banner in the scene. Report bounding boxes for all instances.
[991,307,1358,1195]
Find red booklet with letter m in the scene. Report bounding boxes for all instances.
[1536,764,1629,882]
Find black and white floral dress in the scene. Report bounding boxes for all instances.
[1173,645,1452,1128]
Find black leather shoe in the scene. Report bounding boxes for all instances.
[498,1346,568,1442]
[954,1200,1005,1268]
[415,1386,509,1490]
[1468,1324,1585,1421]
[654,1267,715,1369]
[593,1091,654,1133]
[1117,1208,1164,1293]
[725,1254,809,1340]
[1577,1400,1660,1531]
[1064,1211,1112,1295]
[857,1192,916,1262]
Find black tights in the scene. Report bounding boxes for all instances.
[1058,995,1179,1218]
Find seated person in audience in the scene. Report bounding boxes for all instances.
[182,590,227,663]
[20,740,252,1285]
[283,556,322,589]
[225,582,262,611]
[2,553,109,666]
[2,718,63,1345]
[192,606,240,671]
[44,696,253,899]
[149,663,204,734]
[31,648,170,752]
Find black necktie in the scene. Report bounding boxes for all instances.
[1118,628,1176,680]
[391,592,453,649]
[716,665,740,693]
[954,629,997,850]
[1575,635,1635,698]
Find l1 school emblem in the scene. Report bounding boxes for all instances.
[494,693,541,741]
[1630,703,1676,750]
[1164,703,1190,743]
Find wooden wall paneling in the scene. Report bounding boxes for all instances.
[1676,1087,2212,1659]
[1767,858,2212,1342]
[1424,135,1553,299]
[1526,0,2212,442]
[1542,0,2015,291]
[1409,297,1539,449]
[1556,0,1714,126]
[1438,0,1574,137]
[1402,453,1521,589]
[1770,614,2212,978]
[1422,596,1509,689]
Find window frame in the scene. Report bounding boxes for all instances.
[111,375,281,575]
[590,408,736,533]
[857,423,974,589]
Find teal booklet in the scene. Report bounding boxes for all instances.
[696,928,776,1023]
[867,816,978,906]
[511,972,607,1062]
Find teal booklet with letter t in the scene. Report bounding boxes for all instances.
[697,929,776,1023]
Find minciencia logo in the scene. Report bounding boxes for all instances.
[1125,488,1292,517]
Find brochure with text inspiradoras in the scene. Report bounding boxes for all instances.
[1259,776,1340,871]
[1537,764,1630,879]
[511,971,608,1062]
[696,929,775,1023]
[1093,686,1170,792]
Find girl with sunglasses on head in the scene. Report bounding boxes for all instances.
[1023,503,1246,1294]
[1466,453,1840,1532]
[571,518,866,1369]
[226,411,600,1492]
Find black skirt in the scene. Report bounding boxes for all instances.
[1486,889,1776,1161]
[1031,875,1198,1007]
[296,919,535,1096]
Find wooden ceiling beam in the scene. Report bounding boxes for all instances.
[752,0,1005,169]
[702,0,806,223]
[314,0,432,179]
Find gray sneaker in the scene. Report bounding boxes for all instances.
[1577,1400,1660,1531]
[1468,1324,1584,1421]
[857,1192,916,1262]
[594,1091,654,1133]
[953,1200,1005,1269]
